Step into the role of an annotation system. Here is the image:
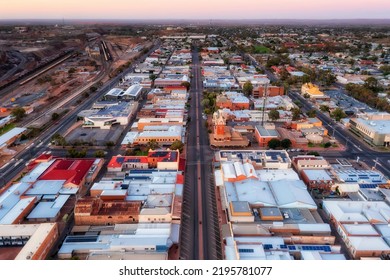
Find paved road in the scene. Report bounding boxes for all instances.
[288,91,390,177]
[245,51,390,177]
[0,43,160,189]
[179,45,222,260]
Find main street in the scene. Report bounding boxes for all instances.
[179,46,221,260]
[0,42,160,188]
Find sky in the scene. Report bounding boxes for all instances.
[0,0,390,20]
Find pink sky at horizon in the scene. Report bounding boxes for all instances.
[1,0,389,19]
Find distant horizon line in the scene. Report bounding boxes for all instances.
[1,18,390,21]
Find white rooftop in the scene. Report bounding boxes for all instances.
[121,131,139,145]
[302,169,333,181]
[0,127,26,148]
[224,178,316,209]
[21,161,54,183]
[0,182,32,224]
[25,180,66,196]
[27,195,70,219]
[256,169,299,181]
[349,236,390,251]
[323,201,390,223]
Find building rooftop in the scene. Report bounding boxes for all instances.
[302,169,333,181]
[0,182,33,224]
[323,201,390,223]
[334,169,387,184]
[352,118,390,134]
[38,159,95,186]
[123,84,143,98]
[121,131,139,145]
[105,88,123,97]
[255,125,279,137]
[0,127,27,148]
[10,223,58,260]
[25,180,65,196]
[27,195,70,220]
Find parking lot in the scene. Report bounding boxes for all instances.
[65,125,124,146]
[325,89,378,114]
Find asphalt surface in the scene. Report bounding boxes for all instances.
[179,46,222,260]
[246,52,390,177]
[0,42,160,189]
[288,91,390,178]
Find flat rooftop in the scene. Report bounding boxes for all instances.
[0,127,27,148]
[354,118,390,134]
[255,125,279,137]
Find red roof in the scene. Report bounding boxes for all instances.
[164,86,187,92]
[176,174,184,184]
[39,159,94,186]
[178,157,186,172]
[271,66,281,74]
[286,66,297,72]
[108,156,148,169]
[27,153,55,170]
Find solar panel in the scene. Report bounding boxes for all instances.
[288,245,296,250]
[263,244,273,250]
[280,245,287,249]
[66,236,98,243]
[238,248,254,253]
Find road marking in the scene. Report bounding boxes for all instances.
[0,162,10,170]
[14,159,23,166]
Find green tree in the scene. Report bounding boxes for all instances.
[201,98,210,107]
[67,148,86,158]
[319,105,330,112]
[330,108,347,121]
[51,133,67,146]
[68,67,76,74]
[181,81,191,91]
[149,74,157,81]
[364,77,382,93]
[170,140,184,152]
[242,81,253,97]
[146,139,159,150]
[94,150,106,158]
[51,112,60,121]
[318,70,336,86]
[280,138,292,149]
[89,86,98,93]
[267,138,281,149]
[380,65,390,76]
[268,109,280,121]
[307,109,317,118]
[324,142,332,148]
[105,141,115,148]
[291,107,302,121]
[11,107,26,121]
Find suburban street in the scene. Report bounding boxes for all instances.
[246,52,390,178]
[179,45,221,260]
[0,43,159,189]
[288,90,390,177]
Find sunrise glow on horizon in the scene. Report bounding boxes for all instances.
[1,0,390,20]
